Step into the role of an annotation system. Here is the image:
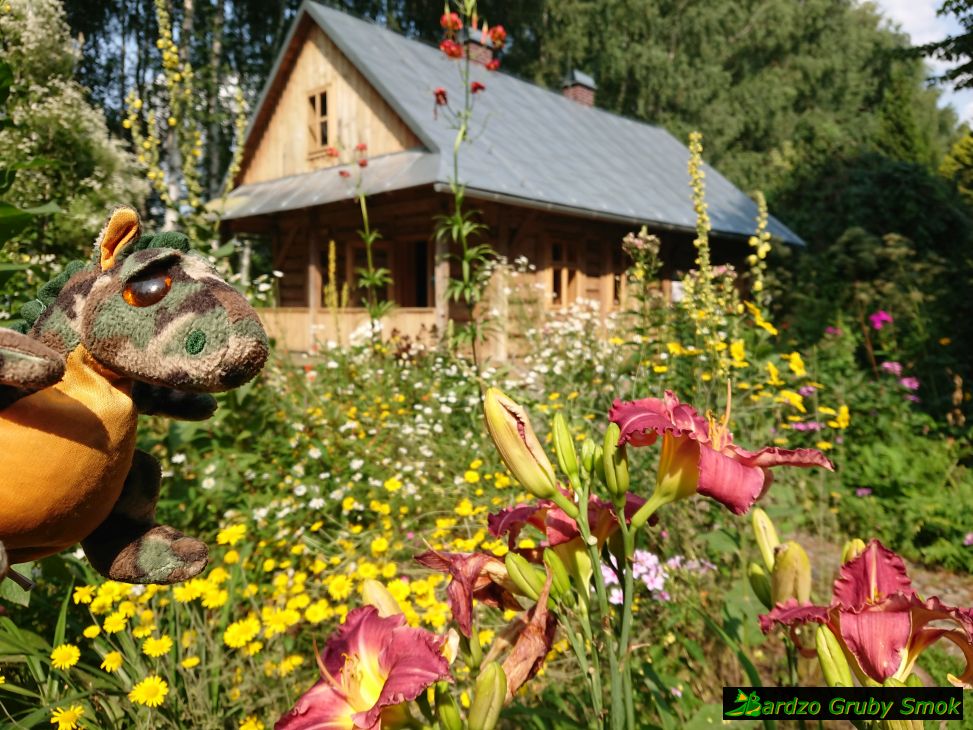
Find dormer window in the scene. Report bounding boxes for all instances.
[308,86,330,153]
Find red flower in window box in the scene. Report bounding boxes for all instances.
[439,39,463,59]
[433,87,448,105]
[355,142,367,152]
[338,169,351,178]
[488,24,507,48]
[358,159,368,168]
[485,58,500,71]
[324,146,339,158]
[470,81,485,94]
[440,12,462,32]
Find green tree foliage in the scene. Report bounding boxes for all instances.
[940,128,973,203]
[0,0,146,259]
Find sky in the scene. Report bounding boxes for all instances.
[870,0,973,123]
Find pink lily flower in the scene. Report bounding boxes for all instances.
[609,391,833,515]
[760,540,973,687]
[275,606,451,729]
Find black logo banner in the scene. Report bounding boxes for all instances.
[723,686,963,721]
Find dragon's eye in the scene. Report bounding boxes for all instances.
[123,271,172,307]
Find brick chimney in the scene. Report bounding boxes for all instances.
[563,69,596,107]
[460,29,493,65]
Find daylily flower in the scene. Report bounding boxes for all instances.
[483,388,558,501]
[276,606,451,729]
[414,551,522,638]
[471,81,486,94]
[488,24,507,48]
[610,390,833,516]
[486,58,500,71]
[440,12,462,32]
[760,540,973,687]
[487,492,648,554]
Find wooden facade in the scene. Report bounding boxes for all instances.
[223,9,752,354]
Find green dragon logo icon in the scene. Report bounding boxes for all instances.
[726,689,762,718]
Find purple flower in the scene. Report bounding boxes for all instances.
[791,421,824,432]
[905,394,921,403]
[964,533,973,547]
[798,385,817,396]
[899,377,920,391]
[881,361,903,377]
[869,310,893,330]
[825,326,842,336]
[855,487,872,497]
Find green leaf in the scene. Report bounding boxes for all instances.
[211,241,237,258]
[0,563,33,607]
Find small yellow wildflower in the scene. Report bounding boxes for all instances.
[278,655,305,676]
[100,651,123,673]
[50,704,84,730]
[383,476,403,492]
[50,644,80,670]
[787,352,807,377]
[370,537,389,557]
[224,617,261,649]
[224,549,240,564]
[239,717,265,730]
[82,625,101,639]
[181,656,201,669]
[142,635,174,658]
[245,641,263,656]
[129,676,169,707]
[72,586,95,605]
[217,524,247,546]
[103,612,127,634]
[328,575,353,601]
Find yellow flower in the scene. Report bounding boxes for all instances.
[0,674,5,684]
[816,441,834,451]
[50,704,84,730]
[103,612,127,634]
[463,470,480,484]
[777,390,807,413]
[370,537,389,557]
[217,524,247,546]
[262,607,300,638]
[224,549,240,565]
[100,651,123,673]
[787,352,807,377]
[304,600,330,624]
[202,588,229,609]
[827,405,850,430]
[224,617,261,648]
[239,717,265,730]
[128,676,169,707]
[328,575,353,601]
[72,586,95,605]
[455,499,474,517]
[208,567,230,585]
[142,635,174,658]
[262,559,276,573]
[50,644,80,670]
[82,625,101,639]
[766,362,784,386]
[181,656,201,669]
[278,654,305,676]
[730,339,746,363]
[383,476,403,492]
[245,641,263,656]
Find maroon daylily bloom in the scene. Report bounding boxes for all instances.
[488,492,648,553]
[610,390,833,515]
[488,24,507,48]
[485,58,500,71]
[276,606,451,729]
[440,11,462,32]
[415,550,522,638]
[760,540,973,687]
[433,87,448,105]
[471,81,486,94]
[439,39,463,59]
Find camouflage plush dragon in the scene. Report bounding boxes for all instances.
[0,207,268,587]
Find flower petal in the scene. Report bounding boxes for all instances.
[274,677,356,730]
[728,444,834,471]
[354,623,450,728]
[697,445,767,515]
[501,575,557,701]
[759,598,830,634]
[832,540,913,608]
[837,595,912,683]
[609,391,708,447]
[321,606,399,681]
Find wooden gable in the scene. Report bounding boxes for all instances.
[237,17,423,186]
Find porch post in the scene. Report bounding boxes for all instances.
[434,236,449,338]
[307,219,322,353]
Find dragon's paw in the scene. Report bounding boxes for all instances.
[105,525,208,585]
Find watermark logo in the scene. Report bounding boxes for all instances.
[722,687,963,721]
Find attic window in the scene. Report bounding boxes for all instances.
[308,87,330,152]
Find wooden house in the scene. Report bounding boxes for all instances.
[219,1,802,353]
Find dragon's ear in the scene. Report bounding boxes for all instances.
[96,207,142,271]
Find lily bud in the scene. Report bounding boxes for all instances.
[747,562,773,609]
[468,662,506,730]
[593,445,605,484]
[505,552,544,601]
[815,626,853,687]
[361,579,402,617]
[580,438,596,476]
[752,508,780,572]
[435,681,463,730]
[771,541,811,605]
[879,679,924,730]
[552,413,579,484]
[602,422,630,498]
[484,388,558,499]
[841,538,866,564]
[543,548,573,605]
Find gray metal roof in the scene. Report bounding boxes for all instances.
[223,1,803,245]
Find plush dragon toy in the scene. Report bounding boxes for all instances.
[0,207,268,587]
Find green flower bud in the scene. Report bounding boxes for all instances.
[552,413,579,484]
[580,438,596,476]
[484,388,558,499]
[602,422,630,498]
[747,562,773,609]
[815,626,853,687]
[593,445,605,484]
[879,679,924,730]
[435,681,463,730]
[752,508,780,572]
[505,552,544,601]
[771,541,811,605]
[841,538,866,564]
[544,548,573,606]
[468,662,507,730]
